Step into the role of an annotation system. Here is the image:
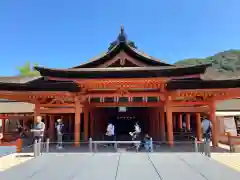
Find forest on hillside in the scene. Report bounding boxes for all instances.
[174,50,240,72]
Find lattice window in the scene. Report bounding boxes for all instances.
[118,97,128,102]
[132,97,143,102]
[147,97,158,102]
[104,97,114,103]
[90,98,100,103]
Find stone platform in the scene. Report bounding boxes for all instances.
[0,153,240,180]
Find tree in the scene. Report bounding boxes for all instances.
[174,49,240,72]
[17,62,40,76]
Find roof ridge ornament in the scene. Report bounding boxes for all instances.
[118,25,127,42]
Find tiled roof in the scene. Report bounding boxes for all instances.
[0,102,34,113]
[0,76,41,83]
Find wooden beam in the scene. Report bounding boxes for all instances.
[171,106,208,112]
[0,91,73,96]
[171,101,209,106]
[39,103,75,107]
[98,51,148,68]
[39,108,75,114]
[86,92,165,98]
[88,101,164,107]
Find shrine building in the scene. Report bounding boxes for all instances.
[1,26,240,146]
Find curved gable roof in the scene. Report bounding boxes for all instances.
[72,26,172,68]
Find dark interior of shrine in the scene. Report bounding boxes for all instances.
[103,107,150,140]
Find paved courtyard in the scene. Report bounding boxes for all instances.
[0,153,240,180]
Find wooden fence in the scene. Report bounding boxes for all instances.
[219,132,240,152]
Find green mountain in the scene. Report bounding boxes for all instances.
[175,50,240,72]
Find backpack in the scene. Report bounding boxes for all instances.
[204,121,211,139]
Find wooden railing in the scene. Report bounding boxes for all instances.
[219,132,240,152]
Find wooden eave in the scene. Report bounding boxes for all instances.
[0,81,80,92]
[167,79,240,90]
[35,64,211,79]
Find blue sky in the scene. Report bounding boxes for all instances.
[0,0,240,76]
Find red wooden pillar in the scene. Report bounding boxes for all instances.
[49,115,55,141]
[0,118,5,144]
[34,104,40,123]
[83,107,89,141]
[151,110,155,139]
[68,115,73,134]
[94,109,99,138]
[148,109,153,137]
[1,118,5,134]
[209,102,218,147]
[74,98,81,146]
[186,113,191,131]
[150,109,156,139]
[166,103,174,146]
[173,113,177,131]
[178,113,183,130]
[160,110,165,141]
[196,113,202,141]
[90,108,94,138]
[155,109,160,140]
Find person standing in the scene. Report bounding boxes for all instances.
[32,116,45,143]
[182,121,186,132]
[55,119,64,149]
[201,116,212,142]
[106,122,115,145]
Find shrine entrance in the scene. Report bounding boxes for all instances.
[96,107,157,141]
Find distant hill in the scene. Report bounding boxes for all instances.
[175,50,240,72]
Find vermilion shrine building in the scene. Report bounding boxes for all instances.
[1,27,240,146]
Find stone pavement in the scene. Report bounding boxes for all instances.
[0,153,240,180]
[212,153,240,172]
[0,153,33,172]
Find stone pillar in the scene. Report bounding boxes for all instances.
[74,98,81,146]
[196,113,202,141]
[166,104,173,146]
[186,113,191,131]
[209,102,218,147]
